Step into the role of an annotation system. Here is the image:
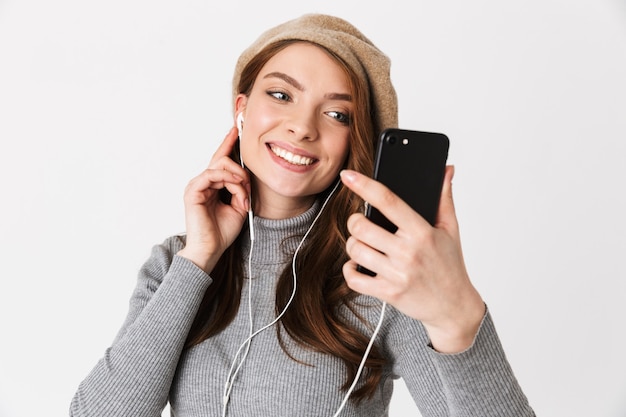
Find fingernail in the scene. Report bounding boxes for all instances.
[340,170,357,183]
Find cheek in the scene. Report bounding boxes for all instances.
[332,137,351,165]
[320,138,350,181]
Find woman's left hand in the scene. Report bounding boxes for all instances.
[340,166,485,353]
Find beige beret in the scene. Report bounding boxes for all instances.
[232,13,398,134]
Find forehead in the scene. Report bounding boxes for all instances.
[258,42,350,90]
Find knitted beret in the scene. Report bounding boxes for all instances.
[232,13,398,134]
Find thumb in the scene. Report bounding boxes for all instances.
[435,165,459,231]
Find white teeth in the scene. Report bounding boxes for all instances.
[269,144,314,166]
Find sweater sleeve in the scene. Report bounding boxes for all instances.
[69,237,212,417]
[394,307,535,417]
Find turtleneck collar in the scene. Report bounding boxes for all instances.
[240,199,322,265]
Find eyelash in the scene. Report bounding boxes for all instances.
[327,110,350,125]
[268,90,290,102]
[266,90,351,125]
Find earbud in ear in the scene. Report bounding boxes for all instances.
[234,111,254,238]
[236,113,244,136]
[236,112,246,170]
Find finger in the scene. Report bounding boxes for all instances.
[209,154,249,183]
[186,167,244,191]
[346,212,395,259]
[345,234,390,276]
[340,169,429,231]
[342,260,389,299]
[185,168,248,209]
[210,127,240,164]
[221,182,250,214]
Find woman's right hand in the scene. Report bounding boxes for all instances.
[177,127,251,272]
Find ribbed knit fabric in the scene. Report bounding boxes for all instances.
[70,202,535,417]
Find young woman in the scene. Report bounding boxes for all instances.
[70,14,535,417]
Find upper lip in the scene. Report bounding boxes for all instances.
[266,141,318,161]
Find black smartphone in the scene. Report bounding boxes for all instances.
[357,128,450,276]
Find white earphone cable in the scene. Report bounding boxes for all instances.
[222,180,342,415]
[229,115,382,415]
[220,231,255,416]
[223,118,256,416]
[332,301,387,417]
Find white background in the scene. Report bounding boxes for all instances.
[1,0,625,416]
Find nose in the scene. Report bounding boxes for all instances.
[286,110,318,141]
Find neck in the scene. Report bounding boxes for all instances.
[252,188,317,220]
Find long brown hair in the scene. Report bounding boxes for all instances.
[185,40,385,402]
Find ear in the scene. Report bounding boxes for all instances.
[234,94,248,124]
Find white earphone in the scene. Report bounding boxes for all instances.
[236,112,244,139]
[222,110,255,417]
[235,111,254,239]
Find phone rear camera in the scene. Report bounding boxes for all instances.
[388,136,397,145]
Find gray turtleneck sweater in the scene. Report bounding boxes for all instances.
[70,202,534,417]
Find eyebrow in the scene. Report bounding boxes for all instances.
[263,71,352,102]
[264,71,304,91]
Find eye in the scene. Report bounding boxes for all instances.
[267,90,290,102]
[327,110,351,125]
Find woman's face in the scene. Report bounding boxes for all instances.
[235,42,353,218]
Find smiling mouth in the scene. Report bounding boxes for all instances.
[268,144,316,166]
